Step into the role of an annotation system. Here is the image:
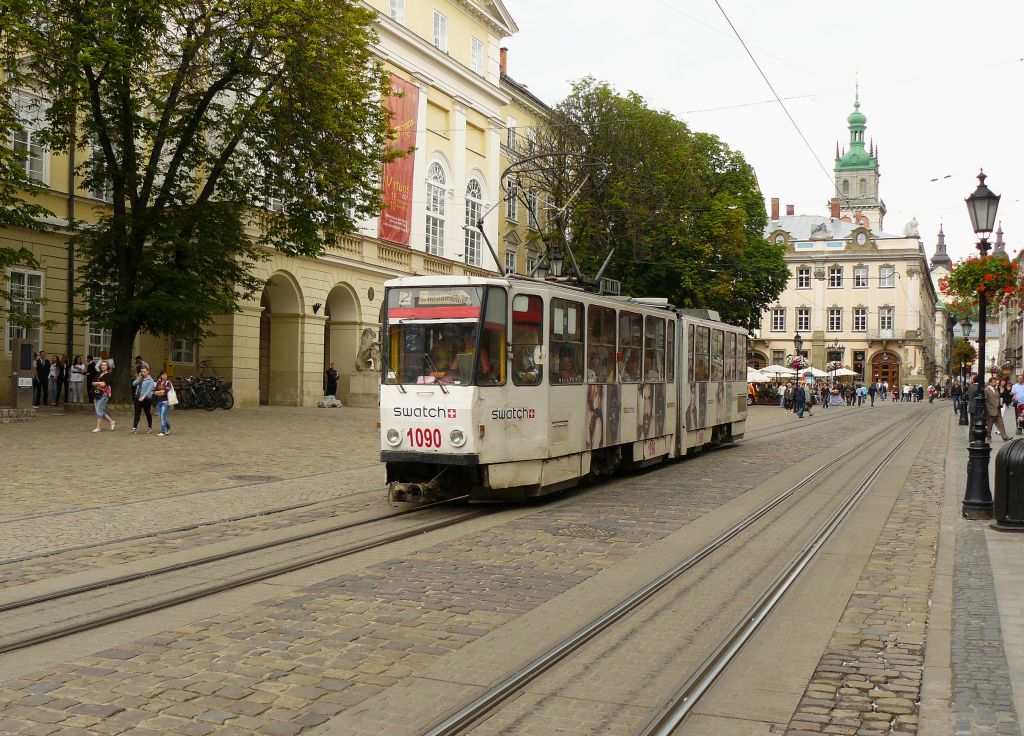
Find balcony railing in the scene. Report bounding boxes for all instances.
[867,329,895,341]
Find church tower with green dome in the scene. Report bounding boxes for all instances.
[834,90,886,231]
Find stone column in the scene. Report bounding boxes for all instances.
[301,313,327,406]
[268,314,303,406]
[485,116,504,272]
[408,75,431,253]
[451,99,468,262]
[329,319,361,402]
[221,305,262,407]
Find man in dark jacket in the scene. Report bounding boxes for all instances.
[325,362,339,398]
[34,350,49,406]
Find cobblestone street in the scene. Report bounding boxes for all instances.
[0,401,1020,735]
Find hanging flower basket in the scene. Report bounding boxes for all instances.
[825,360,844,372]
[787,355,810,371]
[939,255,1021,307]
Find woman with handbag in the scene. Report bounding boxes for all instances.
[91,360,115,432]
[153,369,175,436]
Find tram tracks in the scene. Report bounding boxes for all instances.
[419,409,931,736]
[0,497,488,655]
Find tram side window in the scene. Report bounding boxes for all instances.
[511,294,543,386]
[587,305,617,384]
[619,311,643,383]
[694,326,710,381]
[736,334,746,380]
[643,316,665,382]
[711,329,724,382]
[687,324,695,382]
[550,298,584,385]
[725,332,736,381]
[666,323,675,382]
[476,287,507,386]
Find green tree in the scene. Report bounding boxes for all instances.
[951,337,976,373]
[511,79,787,329]
[11,0,395,394]
[0,1,54,331]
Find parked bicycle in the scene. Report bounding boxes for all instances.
[172,366,234,411]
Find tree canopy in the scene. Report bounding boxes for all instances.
[5,0,395,387]
[510,78,788,329]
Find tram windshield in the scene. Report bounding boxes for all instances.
[383,285,506,386]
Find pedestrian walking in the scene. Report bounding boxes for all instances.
[952,382,962,412]
[91,360,115,432]
[69,355,87,404]
[325,361,339,398]
[134,355,149,376]
[868,382,876,407]
[795,382,812,418]
[130,366,156,434]
[902,384,911,402]
[857,383,868,406]
[153,370,174,436]
[986,377,1010,441]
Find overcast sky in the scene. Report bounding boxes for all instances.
[502,0,1024,264]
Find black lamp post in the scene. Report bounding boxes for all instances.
[828,339,844,390]
[959,317,972,426]
[963,171,1000,520]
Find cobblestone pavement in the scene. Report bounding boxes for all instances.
[0,406,906,736]
[952,522,1020,735]
[0,407,384,561]
[780,409,946,735]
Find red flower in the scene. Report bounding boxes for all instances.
[1005,286,1014,293]
[984,273,994,282]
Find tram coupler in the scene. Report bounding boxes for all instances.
[388,478,442,503]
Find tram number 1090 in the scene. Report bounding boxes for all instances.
[406,427,443,448]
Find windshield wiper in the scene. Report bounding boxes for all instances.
[379,350,406,394]
[422,353,449,394]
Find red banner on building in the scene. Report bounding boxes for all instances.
[379,75,419,245]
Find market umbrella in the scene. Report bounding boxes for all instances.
[803,367,829,378]
[746,368,771,383]
[761,364,795,377]
[833,367,858,377]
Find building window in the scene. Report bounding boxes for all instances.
[504,249,517,275]
[86,323,111,357]
[432,11,447,52]
[6,269,43,352]
[389,0,404,22]
[842,180,849,196]
[859,178,867,196]
[425,162,445,256]
[771,308,785,332]
[505,187,518,222]
[88,143,113,202]
[879,265,895,288]
[171,338,196,365]
[527,187,539,230]
[772,349,786,365]
[854,266,868,288]
[796,266,811,289]
[828,265,843,288]
[11,93,46,183]
[853,307,867,331]
[471,37,484,75]
[525,253,537,275]
[828,307,842,332]
[879,306,894,332]
[464,179,483,266]
[505,116,517,149]
[796,307,810,332]
[527,129,537,156]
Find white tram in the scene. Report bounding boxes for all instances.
[379,275,748,502]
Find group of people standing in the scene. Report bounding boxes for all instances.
[955,373,1024,442]
[31,351,105,407]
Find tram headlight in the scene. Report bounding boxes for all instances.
[449,427,466,447]
[385,428,402,446]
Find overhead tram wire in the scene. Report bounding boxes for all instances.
[711,0,849,208]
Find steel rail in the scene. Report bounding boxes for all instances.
[0,496,471,614]
[0,505,486,655]
[419,412,921,736]
[636,411,931,736]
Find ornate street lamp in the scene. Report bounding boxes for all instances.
[549,244,565,278]
[963,171,1000,520]
[828,339,845,390]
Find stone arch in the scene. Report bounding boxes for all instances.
[747,350,768,369]
[258,270,304,405]
[324,282,361,398]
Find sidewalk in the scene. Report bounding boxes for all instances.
[922,402,1023,735]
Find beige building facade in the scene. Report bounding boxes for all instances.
[2,0,521,408]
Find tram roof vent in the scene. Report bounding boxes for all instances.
[679,308,722,321]
[632,297,669,306]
